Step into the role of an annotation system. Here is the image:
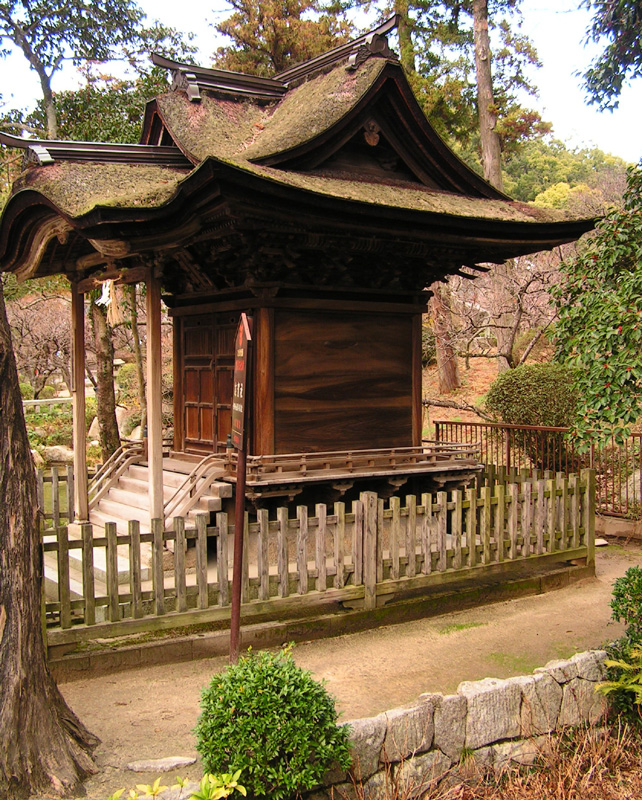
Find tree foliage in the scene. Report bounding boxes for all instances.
[16,68,172,143]
[376,0,551,161]
[582,0,642,110]
[212,0,352,76]
[0,0,194,137]
[502,138,630,203]
[553,162,642,444]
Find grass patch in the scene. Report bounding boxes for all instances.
[487,651,540,674]
[439,622,488,635]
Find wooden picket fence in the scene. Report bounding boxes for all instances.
[42,470,595,647]
[37,465,75,529]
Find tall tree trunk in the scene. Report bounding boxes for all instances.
[0,282,98,800]
[128,284,147,433]
[430,282,461,393]
[90,300,120,460]
[472,0,503,191]
[395,0,416,73]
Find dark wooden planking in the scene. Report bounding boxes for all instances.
[274,310,413,453]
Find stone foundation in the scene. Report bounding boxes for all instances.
[310,650,609,799]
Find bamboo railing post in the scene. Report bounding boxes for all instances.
[52,466,60,528]
[296,506,308,595]
[436,490,448,571]
[81,522,96,625]
[406,494,417,578]
[466,486,478,567]
[174,517,187,613]
[316,503,327,592]
[129,519,143,619]
[452,489,463,570]
[106,521,120,622]
[277,507,289,598]
[56,525,71,629]
[495,482,505,562]
[390,496,400,580]
[195,514,208,610]
[334,502,345,589]
[216,512,230,606]
[421,493,433,575]
[353,500,364,586]
[150,518,165,616]
[361,492,377,610]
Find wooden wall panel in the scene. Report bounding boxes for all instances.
[274,310,413,453]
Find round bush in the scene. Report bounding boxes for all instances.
[19,382,34,400]
[485,362,578,427]
[195,648,351,799]
[611,566,642,644]
[38,385,56,399]
[116,362,138,391]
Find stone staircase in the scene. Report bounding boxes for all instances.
[43,457,233,614]
[89,457,233,535]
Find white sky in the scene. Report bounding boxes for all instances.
[0,0,640,164]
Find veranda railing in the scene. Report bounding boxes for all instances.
[42,471,595,647]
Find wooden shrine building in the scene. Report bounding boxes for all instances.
[0,16,594,529]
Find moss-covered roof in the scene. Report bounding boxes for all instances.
[154,92,264,163]
[226,157,576,224]
[12,161,190,217]
[241,59,386,161]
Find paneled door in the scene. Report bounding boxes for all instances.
[182,314,216,454]
[180,312,239,454]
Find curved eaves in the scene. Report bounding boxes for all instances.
[249,62,510,201]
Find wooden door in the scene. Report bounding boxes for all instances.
[214,313,238,451]
[182,314,216,454]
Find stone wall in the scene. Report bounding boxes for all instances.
[311,650,609,799]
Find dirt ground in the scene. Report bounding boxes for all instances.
[56,541,641,800]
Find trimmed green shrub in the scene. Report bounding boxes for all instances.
[38,385,56,399]
[611,566,642,644]
[485,362,578,427]
[19,382,34,399]
[195,648,351,799]
[485,363,579,470]
[116,362,138,391]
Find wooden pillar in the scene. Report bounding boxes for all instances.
[146,275,164,522]
[254,306,274,455]
[411,312,423,446]
[71,282,88,521]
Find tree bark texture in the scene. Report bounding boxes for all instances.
[473,0,503,191]
[430,282,461,393]
[90,299,120,460]
[0,282,97,799]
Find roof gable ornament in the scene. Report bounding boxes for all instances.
[347,33,397,71]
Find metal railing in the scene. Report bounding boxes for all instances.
[434,420,642,518]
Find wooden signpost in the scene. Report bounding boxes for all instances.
[230,313,252,663]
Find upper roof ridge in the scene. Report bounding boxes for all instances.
[150,14,400,102]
